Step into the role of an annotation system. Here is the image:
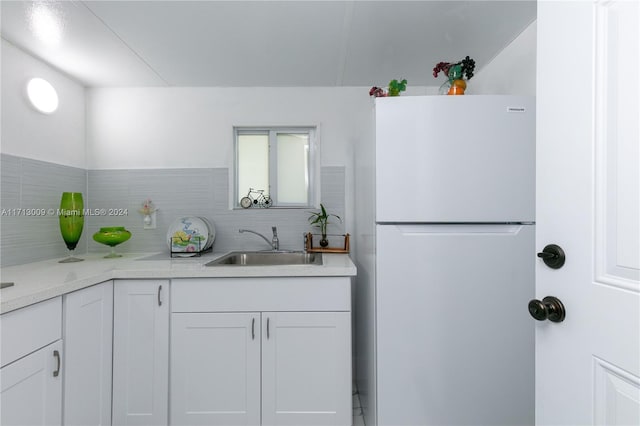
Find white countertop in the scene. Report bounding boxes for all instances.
[0,252,356,314]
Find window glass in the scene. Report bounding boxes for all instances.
[276,133,309,205]
[235,127,315,208]
[237,133,269,202]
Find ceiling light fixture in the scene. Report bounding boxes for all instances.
[26,78,59,114]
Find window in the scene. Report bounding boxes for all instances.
[235,127,316,208]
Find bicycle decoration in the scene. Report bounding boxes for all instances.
[240,188,272,208]
[432,56,476,95]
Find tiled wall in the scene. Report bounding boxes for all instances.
[1,154,87,267]
[0,154,345,265]
[86,166,346,255]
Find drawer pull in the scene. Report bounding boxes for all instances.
[53,350,60,377]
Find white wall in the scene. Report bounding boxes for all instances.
[470,20,537,96]
[86,87,373,169]
[1,39,86,168]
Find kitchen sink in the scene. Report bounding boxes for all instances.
[205,251,322,266]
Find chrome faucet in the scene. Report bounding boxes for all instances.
[271,226,279,251]
[239,226,279,251]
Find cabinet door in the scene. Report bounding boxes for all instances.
[63,281,113,426]
[1,340,63,426]
[171,312,261,426]
[262,312,351,426]
[112,280,169,426]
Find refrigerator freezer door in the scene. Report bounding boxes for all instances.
[375,96,535,223]
[376,224,534,426]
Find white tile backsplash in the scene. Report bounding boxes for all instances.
[1,154,88,267]
[1,154,346,263]
[86,166,345,254]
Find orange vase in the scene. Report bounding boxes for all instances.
[447,79,467,95]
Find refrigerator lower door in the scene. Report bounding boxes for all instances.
[376,224,534,426]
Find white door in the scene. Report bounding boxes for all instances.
[537,1,640,425]
[63,281,113,426]
[261,312,352,426]
[170,312,261,426]
[376,224,534,426]
[112,280,169,426]
[0,340,63,426]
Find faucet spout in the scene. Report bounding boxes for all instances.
[271,226,279,251]
[239,227,279,251]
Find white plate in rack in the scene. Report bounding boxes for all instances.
[167,217,211,253]
[199,217,216,250]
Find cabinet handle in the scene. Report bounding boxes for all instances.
[266,317,270,339]
[53,350,60,377]
[157,285,162,306]
[252,318,255,340]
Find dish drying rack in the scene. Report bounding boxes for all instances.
[169,238,212,258]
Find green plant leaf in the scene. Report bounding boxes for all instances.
[308,203,342,230]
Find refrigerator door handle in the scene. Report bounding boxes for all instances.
[393,224,528,235]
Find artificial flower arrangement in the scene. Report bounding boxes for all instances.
[138,198,156,226]
[138,198,156,215]
[369,78,408,97]
[432,56,476,95]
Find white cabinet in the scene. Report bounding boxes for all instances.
[261,312,351,426]
[171,312,261,426]
[1,298,63,426]
[170,277,352,426]
[1,341,63,426]
[112,280,169,426]
[63,281,113,426]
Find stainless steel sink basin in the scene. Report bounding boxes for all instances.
[206,251,322,266]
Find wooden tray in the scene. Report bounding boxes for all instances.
[305,233,350,253]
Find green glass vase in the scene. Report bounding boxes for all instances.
[93,227,131,258]
[58,192,84,263]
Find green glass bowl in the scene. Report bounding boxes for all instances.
[93,227,131,246]
[93,227,131,258]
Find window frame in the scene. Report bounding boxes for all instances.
[233,126,317,209]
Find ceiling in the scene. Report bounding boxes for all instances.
[1,1,536,88]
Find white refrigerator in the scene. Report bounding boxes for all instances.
[360,95,535,426]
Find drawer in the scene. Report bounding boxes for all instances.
[171,277,351,312]
[1,297,62,367]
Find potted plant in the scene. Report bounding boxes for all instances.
[308,203,342,247]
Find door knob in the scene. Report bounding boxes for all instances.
[537,244,566,269]
[528,296,566,322]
